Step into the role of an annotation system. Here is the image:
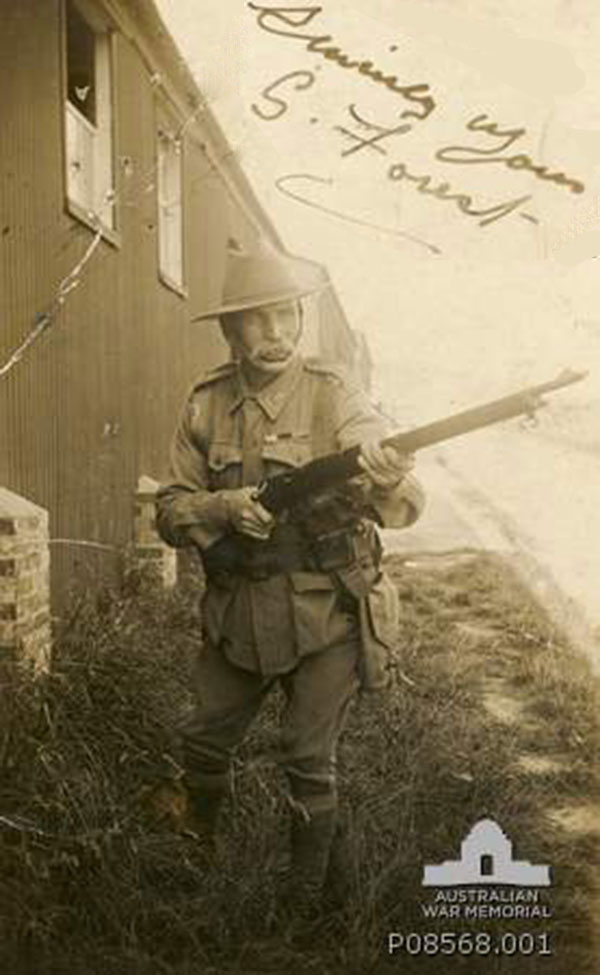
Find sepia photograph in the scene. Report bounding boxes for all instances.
[1,1,599,972]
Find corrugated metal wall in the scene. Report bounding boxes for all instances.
[0,0,264,600]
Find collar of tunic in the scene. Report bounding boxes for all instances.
[227,355,304,421]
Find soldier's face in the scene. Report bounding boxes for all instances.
[226,301,302,375]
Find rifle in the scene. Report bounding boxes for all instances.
[252,367,587,515]
[200,368,586,576]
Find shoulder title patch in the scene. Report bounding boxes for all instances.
[191,360,238,393]
[303,357,348,384]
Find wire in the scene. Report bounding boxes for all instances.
[0,64,240,381]
[49,538,119,552]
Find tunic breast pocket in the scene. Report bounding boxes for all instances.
[261,436,312,474]
[207,443,243,490]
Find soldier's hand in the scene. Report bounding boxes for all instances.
[224,487,275,539]
[358,442,414,491]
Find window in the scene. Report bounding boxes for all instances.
[156,119,184,290]
[64,0,115,231]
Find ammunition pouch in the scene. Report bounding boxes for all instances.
[317,522,399,691]
[313,522,398,692]
[317,522,383,600]
[309,527,355,574]
[201,523,313,581]
[357,572,401,692]
[202,519,382,590]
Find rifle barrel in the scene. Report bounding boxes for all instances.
[382,368,587,454]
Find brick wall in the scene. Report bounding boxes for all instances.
[0,488,51,671]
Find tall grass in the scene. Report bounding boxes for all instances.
[0,554,598,974]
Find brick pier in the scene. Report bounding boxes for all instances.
[133,475,177,588]
[0,488,51,671]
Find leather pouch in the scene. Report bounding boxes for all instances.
[357,571,400,691]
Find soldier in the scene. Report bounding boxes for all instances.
[155,247,425,911]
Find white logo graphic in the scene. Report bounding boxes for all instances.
[423,818,551,887]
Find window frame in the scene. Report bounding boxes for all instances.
[155,100,187,297]
[61,0,120,246]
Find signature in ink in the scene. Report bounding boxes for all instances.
[251,70,316,120]
[275,172,442,254]
[247,3,436,122]
[330,106,539,226]
[268,101,539,234]
[387,161,537,226]
[436,114,585,195]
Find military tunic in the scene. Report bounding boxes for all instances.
[156,355,423,673]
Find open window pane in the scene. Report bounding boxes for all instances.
[66,102,96,211]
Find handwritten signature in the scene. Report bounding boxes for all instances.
[387,162,534,227]
[248,2,436,121]
[342,106,540,224]
[249,4,586,243]
[255,87,539,233]
[436,115,585,195]
[252,64,585,195]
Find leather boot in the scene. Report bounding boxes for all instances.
[281,808,337,919]
[323,821,356,911]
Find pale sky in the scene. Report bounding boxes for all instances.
[156,0,600,417]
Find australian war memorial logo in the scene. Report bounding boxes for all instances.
[420,819,553,920]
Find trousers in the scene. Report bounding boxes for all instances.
[180,636,360,816]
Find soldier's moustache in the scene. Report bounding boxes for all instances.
[257,345,293,361]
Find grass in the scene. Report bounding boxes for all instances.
[0,552,598,975]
